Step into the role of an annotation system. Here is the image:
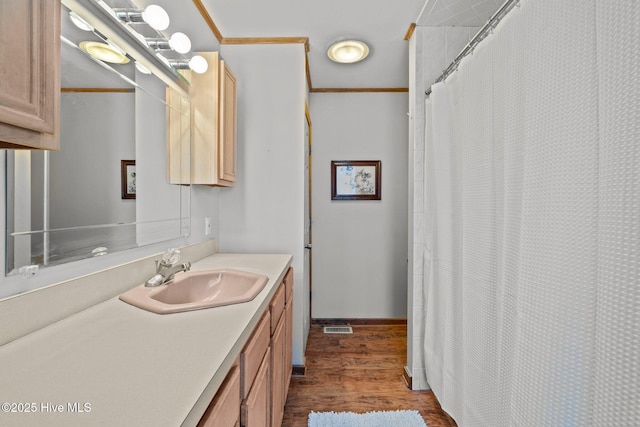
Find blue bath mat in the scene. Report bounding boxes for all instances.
[308,409,427,427]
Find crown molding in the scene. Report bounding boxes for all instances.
[192,0,223,42]
[404,23,416,41]
[61,88,134,93]
[310,88,408,93]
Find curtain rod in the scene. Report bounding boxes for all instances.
[425,0,521,96]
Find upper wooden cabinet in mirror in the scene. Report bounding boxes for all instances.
[0,0,61,150]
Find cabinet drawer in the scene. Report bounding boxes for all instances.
[283,267,293,302]
[269,284,285,335]
[198,364,240,427]
[241,311,270,399]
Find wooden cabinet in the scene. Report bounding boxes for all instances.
[219,60,237,183]
[0,0,60,150]
[198,362,241,427]
[198,269,293,427]
[270,309,286,427]
[241,312,271,401]
[283,268,294,393]
[242,347,270,427]
[241,312,271,427]
[189,52,237,186]
[270,269,294,427]
[166,82,191,185]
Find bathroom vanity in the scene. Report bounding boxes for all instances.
[0,253,293,427]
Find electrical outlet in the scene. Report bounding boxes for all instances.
[205,217,212,236]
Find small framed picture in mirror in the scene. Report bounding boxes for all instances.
[331,160,381,200]
[121,160,136,199]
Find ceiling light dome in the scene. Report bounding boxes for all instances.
[327,40,369,64]
[79,41,129,64]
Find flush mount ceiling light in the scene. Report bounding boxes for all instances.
[115,4,170,31]
[327,39,370,64]
[79,41,130,64]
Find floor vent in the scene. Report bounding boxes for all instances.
[323,326,353,334]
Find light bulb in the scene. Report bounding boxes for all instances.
[141,5,169,31]
[189,55,208,74]
[169,32,191,54]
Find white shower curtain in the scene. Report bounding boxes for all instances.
[421,1,639,426]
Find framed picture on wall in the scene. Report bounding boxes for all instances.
[331,160,381,200]
[121,160,136,199]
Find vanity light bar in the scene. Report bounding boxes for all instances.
[63,0,189,95]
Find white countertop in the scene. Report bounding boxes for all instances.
[0,253,292,427]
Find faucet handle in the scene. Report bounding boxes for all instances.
[162,248,181,265]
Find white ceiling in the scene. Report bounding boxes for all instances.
[198,0,502,89]
[64,0,503,90]
[417,0,503,27]
[200,0,426,89]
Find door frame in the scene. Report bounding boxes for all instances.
[304,102,312,325]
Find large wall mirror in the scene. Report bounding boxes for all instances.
[5,1,192,275]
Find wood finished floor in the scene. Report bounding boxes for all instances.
[282,324,457,427]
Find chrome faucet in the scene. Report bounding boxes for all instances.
[145,249,191,287]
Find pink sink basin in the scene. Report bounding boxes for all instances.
[119,269,269,314]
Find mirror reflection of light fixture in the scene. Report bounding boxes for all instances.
[115,4,170,31]
[327,39,370,64]
[79,41,130,64]
[135,61,151,74]
[69,11,94,31]
[146,32,192,54]
[169,55,209,74]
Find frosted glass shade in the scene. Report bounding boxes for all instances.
[327,40,369,63]
[141,5,169,31]
[169,32,191,54]
[189,55,208,74]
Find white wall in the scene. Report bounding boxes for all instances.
[310,92,408,319]
[217,43,307,366]
[54,92,135,227]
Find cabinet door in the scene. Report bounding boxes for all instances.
[269,284,285,335]
[271,315,286,427]
[241,312,271,399]
[0,0,60,149]
[166,83,191,184]
[198,365,241,427]
[218,60,237,184]
[242,347,270,427]
[190,52,236,187]
[284,294,293,395]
